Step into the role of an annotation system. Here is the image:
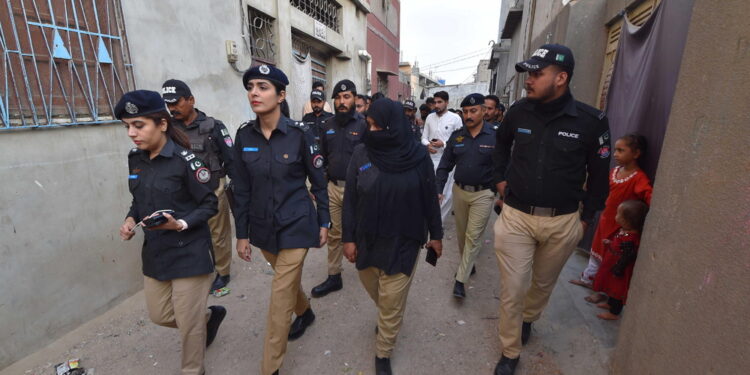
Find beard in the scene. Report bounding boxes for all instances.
[334,106,355,125]
[312,106,323,114]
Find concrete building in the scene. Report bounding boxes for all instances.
[474,59,492,83]
[366,0,410,99]
[0,0,368,368]
[399,61,440,103]
[426,82,490,110]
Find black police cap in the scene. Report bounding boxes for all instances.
[310,90,325,101]
[161,79,192,104]
[115,90,167,120]
[332,79,356,98]
[461,93,485,107]
[515,43,575,73]
[242,64,289,89]
[403,99,416,109]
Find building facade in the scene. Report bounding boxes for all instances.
[366,0,409,100]
[0,0,368,368]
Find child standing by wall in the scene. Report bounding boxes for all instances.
[570,134,653,288]
[588,200,649,320]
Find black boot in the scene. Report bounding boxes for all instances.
[375,357,392,375]
[311,273,343,298]
[494,355,519,375]
[521,321,532,345]
[206,305,226,347]
[453,280,466,299]
[210,273,230,291]
[288,308,315,340]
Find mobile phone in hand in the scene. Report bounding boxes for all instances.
[425,245,438,267]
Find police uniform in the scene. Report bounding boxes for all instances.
[232,65,330,375]
[118,90,225,375]
[436,94,497,298]
[491,44,610,375]
[403,99,423,141]
[311,79,367,298]
[162,79,236,289]
[301,89,334,146]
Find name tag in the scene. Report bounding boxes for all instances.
[558,131,580,139]
[517,128,532,134]
[243,147,259,152]
[326,129,335,135]
[359,162,372,172]
[128,175,138,180]
[479,144,494,149]
[454,144,465,148]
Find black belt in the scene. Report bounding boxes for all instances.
[329,179,346,187]
[505,194,578,217]
[455,182,492,193]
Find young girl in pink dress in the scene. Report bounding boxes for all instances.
[570,134,653,288]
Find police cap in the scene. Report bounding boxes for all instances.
[515,43,575,73]
[460,93,485,108]
[115,90,167,120]
[242,64,289,89]
[310,89,325,101]
[403,99,416,109]
[332,79,356,98]
[161,79,192,104]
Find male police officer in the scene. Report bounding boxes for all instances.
[436,93,496,299]
[491,44,610,375]
[403,99,423,141]
[302,89,334,146]
[311,79,367,298]
[162,79,235,292]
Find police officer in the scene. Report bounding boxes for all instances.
[301,88,334,146]
[310,79,367,298]
[491,44,610,375]
[161,79,235,292]
[436,93,497,300]
[232,65,330,375]
[484,94,505,127]
[117,90,226,375]
[403,99,423,141]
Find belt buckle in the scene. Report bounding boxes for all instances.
[530,206,555,217]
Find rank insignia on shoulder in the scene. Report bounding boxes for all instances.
[190,160,204,171]
[195,167,211,183]
[129,147,139,154]
[220,128,229,137]
[180,150,189,156]
[359,162,372,172]
[312,155,324,169]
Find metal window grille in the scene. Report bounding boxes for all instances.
[292,34,327,85]
[289,0,341,33]
[247,6,276,66]
[0,0,135,130]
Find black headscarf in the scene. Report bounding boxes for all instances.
[359,98,433,242]
[363,98,427,173]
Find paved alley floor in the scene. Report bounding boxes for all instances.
[2,213,618,375]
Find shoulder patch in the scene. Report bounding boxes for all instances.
[576,101,606,121]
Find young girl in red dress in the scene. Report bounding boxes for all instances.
[588,199,649,320]
[570,134,653,288]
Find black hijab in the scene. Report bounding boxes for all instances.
[363,98,427,173]
[359,98,433,242]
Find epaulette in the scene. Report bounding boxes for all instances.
[576,101,606,120]
[128,147,140,156]
[238,120,253,130]
[289,120,310,132]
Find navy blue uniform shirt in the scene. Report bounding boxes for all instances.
[232,116,330,253]
[436,122,497,192]
[127,139,218,281]
[320,112,367,181]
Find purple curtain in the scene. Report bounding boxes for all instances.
[605,0,695,180]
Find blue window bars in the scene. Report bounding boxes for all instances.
[0,0,135,130]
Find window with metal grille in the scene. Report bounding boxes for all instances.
[596,0,661,110]
[292,34,328,86]
[247,6,276,66]
[290,0,341,33]
[0,0,134,130]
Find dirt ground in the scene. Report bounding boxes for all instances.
[2,213,618,375]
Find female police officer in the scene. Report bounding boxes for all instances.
[117,90,226,375]
[232,65,331,375]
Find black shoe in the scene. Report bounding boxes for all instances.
[210,273,230,291]
[288,308,315,340]
[453,280,466,299]
[375,357,392,375]
[494,355,519,375]
[206,305,226,347]
[311,274,343,298]
[521,321,532,345]
[271,371,278,375]
[471,265,476,276]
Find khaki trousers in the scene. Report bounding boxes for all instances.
[358,266,417,358]
[144,273,212,375]
[327,182,345,275]
[208,177,232,276]
[452,185,495,283]
[260,248,311,375]
[494,205,583,358]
